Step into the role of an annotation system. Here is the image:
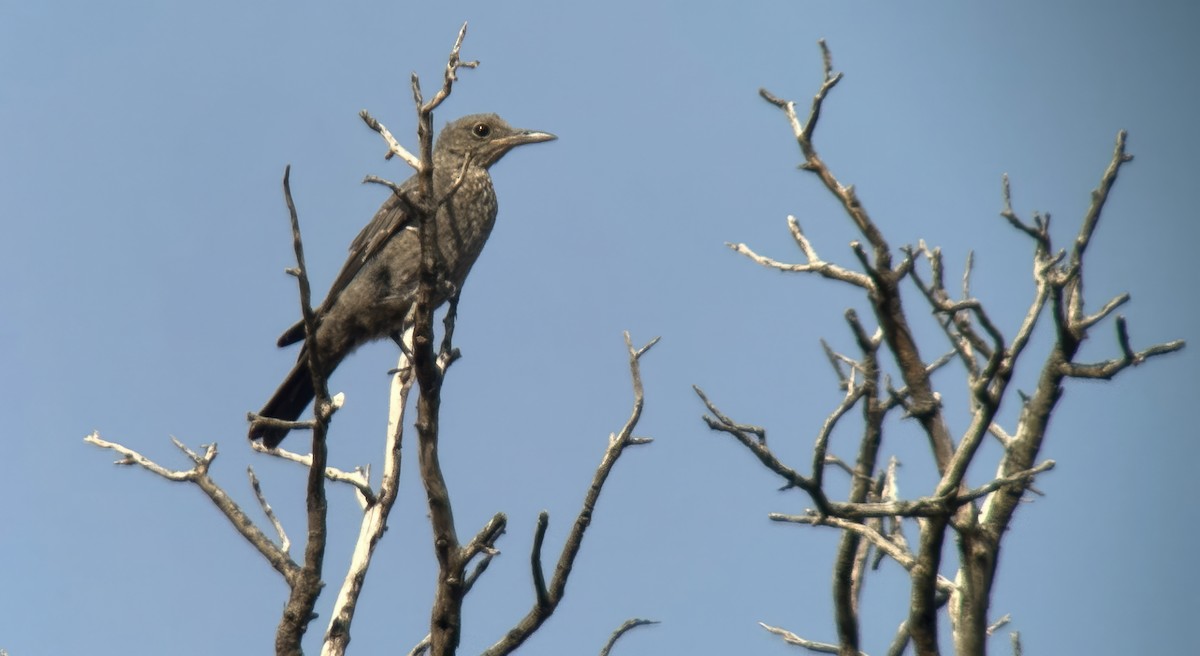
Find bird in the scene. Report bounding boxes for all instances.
[249,113,555,447]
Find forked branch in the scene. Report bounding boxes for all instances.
[702,39,1184,656]
[482,333,658,656]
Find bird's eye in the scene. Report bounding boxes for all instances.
[473,123,491,138]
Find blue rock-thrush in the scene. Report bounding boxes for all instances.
[250,114,555,447]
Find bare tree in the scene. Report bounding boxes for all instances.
[695,41,1184,656]
[86,25,657,656]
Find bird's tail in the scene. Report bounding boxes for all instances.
[276,319,306,347]
[249,358,315,448]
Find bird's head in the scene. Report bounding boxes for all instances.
[435,113,556,168]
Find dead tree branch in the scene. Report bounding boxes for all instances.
[598,618,660,656]
[272,163,334,655]
[398,24,477,656]
[760,621,867,656]
[701,40,1184,656]
[83,166,337,653]
[321,341,416,656]
[84,433,301,582]
[481,333,659,656]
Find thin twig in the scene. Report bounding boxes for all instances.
[276,164,331,655]
[249,466,291,554]
[482,334,658,656]
[759,622,865,655]
[598,618,660,656]
[83,432,300,583]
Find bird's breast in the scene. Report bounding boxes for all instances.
[434,171,498,282]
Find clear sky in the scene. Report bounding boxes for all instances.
[2,1,1197,654]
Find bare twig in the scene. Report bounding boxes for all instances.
[482,333,658,656]
[598,618,660,656]
[1061,326,1185,379]
[693,385,767,443]
[420,22,478,116]
[811,384,868,491]
[360,109,421,169]
[727,215,874,289]
[1069,131,1133,274]
[321,344,416,656]
[987,614,1012,635]
[758,38,843,144]
[461,513,507,565]
[695,385,831,513]
[999,174,1049,251]
[248,466,291,554]
[779,516,959,604]
[1077,292,1130,331]
[404,515,504,656]
[276,164,332,656]
[821,338,851,389]
[84,432,302,583]
[759,622,865,655]
[250,441,376,506]
[530,511,551,610]
[412,21,477,202]
[361,173,410,197]
[955,461,1055,505]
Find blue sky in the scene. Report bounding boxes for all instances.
[2,2,1197,654]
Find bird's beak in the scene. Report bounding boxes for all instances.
[503,129,557,148]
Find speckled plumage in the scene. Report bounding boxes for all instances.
[251,114,555,447]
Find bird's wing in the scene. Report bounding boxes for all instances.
[329,191,417,304]
[275,190,417,347]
